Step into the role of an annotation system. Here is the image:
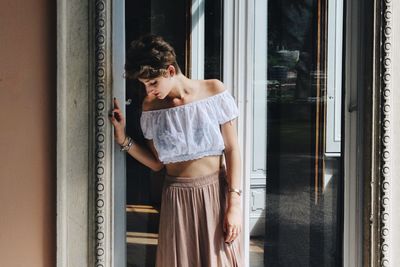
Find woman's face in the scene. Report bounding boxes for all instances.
[138,75,172,99]
[138,66,176,99]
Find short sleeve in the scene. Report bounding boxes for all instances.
[216,90,239,124]
[140,112,153,139]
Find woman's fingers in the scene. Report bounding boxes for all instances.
[226,228,236,243]
[113,97,121,109]
[223,207,242,243]
[108,100,127,145]
[110,99,128,121]
[225,223,240,243]
[111,98,123,121]
[110,108,125,123]
[109,109,126,139]
[226,227,234,243]
[109,111,118,124]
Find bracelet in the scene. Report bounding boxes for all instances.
[120,136,134,152]
[120,135,129,147]
[228,188,242,196]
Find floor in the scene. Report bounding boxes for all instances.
[126,205,159,267]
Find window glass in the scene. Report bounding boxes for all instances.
[124,1,223,266]
[249,0,343,266]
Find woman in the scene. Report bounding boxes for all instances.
[110,34,242,267]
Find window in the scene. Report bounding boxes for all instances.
[226,0,345,265]
[124,1,223,266]
[117,0,345,266]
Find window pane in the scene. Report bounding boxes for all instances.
[250,0,344,266]
[125,1,190,266]
[124,1,223,266]
[204,0,223,80]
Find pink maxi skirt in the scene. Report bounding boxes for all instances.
[156,169,242,267]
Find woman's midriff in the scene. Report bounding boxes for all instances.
[165,155,221,177]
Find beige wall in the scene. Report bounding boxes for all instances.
[0,0,56,266]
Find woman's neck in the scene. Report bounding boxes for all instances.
[167,74,195,100]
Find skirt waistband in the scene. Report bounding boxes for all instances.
[165,169,226,188]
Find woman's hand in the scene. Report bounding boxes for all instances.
[223,200,242,244]
[109,98,126,145]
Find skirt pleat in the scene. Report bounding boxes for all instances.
[156,169,242,267]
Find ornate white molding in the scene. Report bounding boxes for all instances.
[94,0,113,266]
[380,0,393,266]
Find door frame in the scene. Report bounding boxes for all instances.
[56,0,395,266]
[223,0,253,265]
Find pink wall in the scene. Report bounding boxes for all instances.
[0,0,56,266]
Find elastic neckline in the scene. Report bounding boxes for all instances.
[141,90,228,114]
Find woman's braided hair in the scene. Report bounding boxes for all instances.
[125,34,181,80]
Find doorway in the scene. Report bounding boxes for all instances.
[124,1,223,266]
[243,0,344,266]
[120,0,345,266]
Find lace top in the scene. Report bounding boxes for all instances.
[140,90,239,164]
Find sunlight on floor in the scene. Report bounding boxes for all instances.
[250,237,264,267]
[126,231,158,245]
[126,204,159,214]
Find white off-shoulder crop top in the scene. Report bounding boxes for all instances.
[140,90,239,164]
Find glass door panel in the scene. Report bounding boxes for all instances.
[125,2,190,266]
[249,0,344,266]
[124,1,223,266]
[123,0,344,266]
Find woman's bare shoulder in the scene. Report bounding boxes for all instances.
[202,79,226,96]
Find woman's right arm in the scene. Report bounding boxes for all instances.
[125,140,164,171]
[109,98,164,172]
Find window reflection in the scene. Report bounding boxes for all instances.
[124,0,343,266]
[125,1,190,266]
[125,1,223,266]
[251,0,343,266]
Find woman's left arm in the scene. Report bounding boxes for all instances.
[220,119,242,243]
